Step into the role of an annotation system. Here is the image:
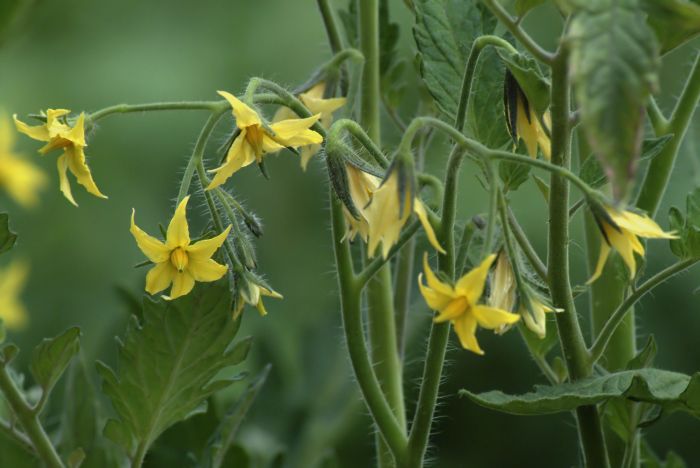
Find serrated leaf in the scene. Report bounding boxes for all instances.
[499,159,531,192]
[97,280,249,459]
[0,213,17,255]
[569,0,660,201]
[202,364,271,468]
[497,50,550,114]
[461,368,700,417]
[30,327,80,395]
[668,187,700,259]
[469,46,512,148]
[641,0,700,54]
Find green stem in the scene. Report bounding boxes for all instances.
[0,419,34,455]
[329,119,389,168]
[455,219,477,277]
[393,237,415,360]
[507,208,547,282]
[358,222,421,287]
[330,195,408,462]
[637,52,700,216]
[359,0,381,144]
[482,159,499,258]
[589,258,699,364]
[86,100,226,124]
[547,48,609,468]
[646,97,668,136]
[480,0,554,65]
[316,0,344,54]
[0,366,64,468]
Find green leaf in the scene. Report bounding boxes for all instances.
[569,0,660,201]
[515,0,548,16]
[201,364,271,468]
[668,187,700,259]
[499,159,531,192]
[379,0,400,77]
[626,335,657,370]
[641,0,700,54]
[97,280,250,459]
[461,368,700,417]
[0,213,17,255]
[30,327,80,395]
[469,46,512,149]
[579,135,672,189]
[497,50,550,114]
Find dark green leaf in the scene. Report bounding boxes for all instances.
[461,368,700,417]
[499,159,531,192]
[379,0,400,77]
[641,0,700,54]
[30,327,80,394]
[667,187,700,259]
[97,280,249,459]
[0,213,17,255]
[569,0,660,201]
[469,46,512,148]
[202,365,271,468]
[626,335,657,370]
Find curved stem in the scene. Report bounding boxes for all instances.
[480,0,554,65]
[316,0,345,54]
[646,96,668,136]
[357,222,421,287]
[589,258,699,365]
[329,119,389,169]
[86,100,226,125]
[0,366,64,468]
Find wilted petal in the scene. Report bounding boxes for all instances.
[13,114,50,142]
[413,200,445,254]
[57,154,77,207]
[65,146,107,199]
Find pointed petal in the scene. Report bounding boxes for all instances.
[413,200,446,254]
[453,314,483,355]
[166,196,191,248]
[269,114,323,146]
[472,305,520,329]
[57,154,78,206]
[434,297,468,323]
[260,285,283,299]
[586,241,611,285]
[65,113,86,147]
[130,209,170,263]
[455,254,496,305]
[187,225,232,261]
[65,146,107,198]
[145,262,175,295]
[609,209,677,239]
[207,132,255,190]
[607,225,637,279]
[13,114,49,142]
[218,91,261,128]
[166,271,195,300]
[421,253,454,296]
[188,258,228,282]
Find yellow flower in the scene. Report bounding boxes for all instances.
[521,297,561,339]
[0,114,46,207]
[489,251,517,335]
[273,82,346,170]
[418,253,520,355]
[504,72,551,160]
[233,280,283,320]
[14,109,106,206]
[342,165,381,242]
[207,91,324,189]
[130,196,231,300]
[364,168,445,259]
[588,207,677,284]
[0,261,30,330]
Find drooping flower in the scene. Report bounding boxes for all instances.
[588,206,677,283]
[233,277,283,319]
[364,166,445,259]
[489,251,518,335]
[342,165,381,242]
[418,253,520,355]
[207,91,323,189]
[14,109,106,206]
[521,296,561,339]
[0,114,46,207]
[0,261,30,330]
[273,82,346,170]
[130,196,231,300]
[504,70,551,160]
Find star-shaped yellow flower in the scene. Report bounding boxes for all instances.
[588,207,677,283]
[206,91,323,189]
[364,168,445,259]
[0,114,46,207]
[14,109,106,206]
[130,196,231,300]
[0,260,30,330]
[419,253,520,355]
[273,82,346,170]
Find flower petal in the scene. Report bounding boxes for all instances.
[269,114,323,147]
[65,146,107,199]
[187,225,232,261]
[166,196,191,248]
[453,314,483,355]
[13,114,50,142]
[455,254,496,305]
[145,262,175,295]
[586,240,611,285]
[472,305,521,330]
[130,209,170,263]
[57,154,77,207]
[421,253,454,296]
[607,225,638,279]
[65,113,86,147]
[218,91,261,128]
[188,258,228,282]
[166,271,195,300]
[207,132,255,190]
[609,209,677,239]
[434,297,468,323]
[413,200,446,254]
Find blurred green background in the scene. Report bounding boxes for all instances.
[0,0,698,466]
